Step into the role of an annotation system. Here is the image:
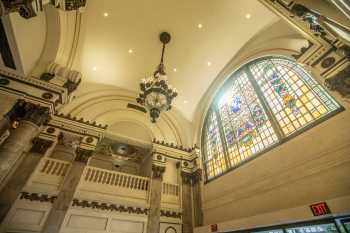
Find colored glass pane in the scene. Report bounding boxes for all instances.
[217,72,278,167]
[204,111,226,179]
[202,57,341,181]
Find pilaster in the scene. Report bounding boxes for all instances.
[147,155,166,233]
[41,132,94,233]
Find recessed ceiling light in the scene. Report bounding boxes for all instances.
[245,13,251,19]
[207,61,212,66]
[128,49,133,54]
[103,12,109,17]
[198,23,203,29]
[184,100,189,104]
[92,66,97,71]
[173,68,177,72]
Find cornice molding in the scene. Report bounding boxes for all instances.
[55,113,108,129]
[48,114,106,140]
[153,138,195,153]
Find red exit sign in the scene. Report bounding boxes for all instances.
[310,202,331,216]
[211,224,218,232]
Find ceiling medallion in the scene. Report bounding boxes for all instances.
[136,32,178,123]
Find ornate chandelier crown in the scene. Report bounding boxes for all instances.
[136,32,178,123]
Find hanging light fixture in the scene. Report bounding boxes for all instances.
[136,32,178,123]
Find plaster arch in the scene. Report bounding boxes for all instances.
[193,20,310,145]
[60,84,193,147]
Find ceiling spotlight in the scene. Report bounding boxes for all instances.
[245,13,251,19]
[92,66,97,71]
[198,24,203,29]
[184,100,189,104]
[103,12,109,17]
[173,68,177,72]
[207,62,212,66]
[128,49,133,54]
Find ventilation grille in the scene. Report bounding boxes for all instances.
[127,103,147,113]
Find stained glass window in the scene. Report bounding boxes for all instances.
[203,111,227,179]
[202,56,342,181]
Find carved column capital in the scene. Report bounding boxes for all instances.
[29,137,54,155]
[192,169,202,185]
[57,133,80,149]
[22,103,50,126]
[51,0,87,11]
[181,170,202,185]
[0,0,37,19]
[325,65,350,98]
[181,171,193,185]
[43,62,82,94]
[151,164,165,179]
[4,99,27,121]
[75,147,94,164]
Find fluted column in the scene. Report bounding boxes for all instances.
[0,139,53,223]
[181,172,194,233]
[41,134,92,233]
[147,164,165,233]
[0,103,49,185]
[192,170,203,227]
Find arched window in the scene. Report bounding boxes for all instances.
[202,57,342,181]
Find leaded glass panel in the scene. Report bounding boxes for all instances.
[202,56,342,181]
[204,111,226,179]
[249,58,340,136]
[217,72,279,167]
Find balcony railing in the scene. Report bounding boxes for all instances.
[25,157,71,192]
[161,182,180,208]
[77,166,150,203]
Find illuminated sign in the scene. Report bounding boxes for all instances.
[310,202,331,216]
[211,224,218,232]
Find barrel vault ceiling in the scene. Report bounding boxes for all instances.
[1,0,279,122]
[71,0,278,121]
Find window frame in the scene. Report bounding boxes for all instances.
[201,56,344,183]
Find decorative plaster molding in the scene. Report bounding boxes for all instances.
[48,114,106,140]
[160,209,182,219]
[51,0,86,11]
[258,0,350,95]
[325,64,350,97]
[43,63,82,94]
[0,69,68,107]
[153,138,195,153]
[181,170,202,185]
[30,137,54,154]
[0,0,38,19]
[20,191,57,203]
[75,147,94,164]
[55,113,108,129]
[152,164,165,179]
[71,199,148,215]
[21,102,50,126]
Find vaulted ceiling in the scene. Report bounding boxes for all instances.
[71,0,278,121]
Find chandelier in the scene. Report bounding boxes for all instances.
[136,32,178,123]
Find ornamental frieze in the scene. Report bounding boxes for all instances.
[71,199,148,215]
[20,192,57,203]
[160,209,182,219]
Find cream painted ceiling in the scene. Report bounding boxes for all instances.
[73,0,278,121]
